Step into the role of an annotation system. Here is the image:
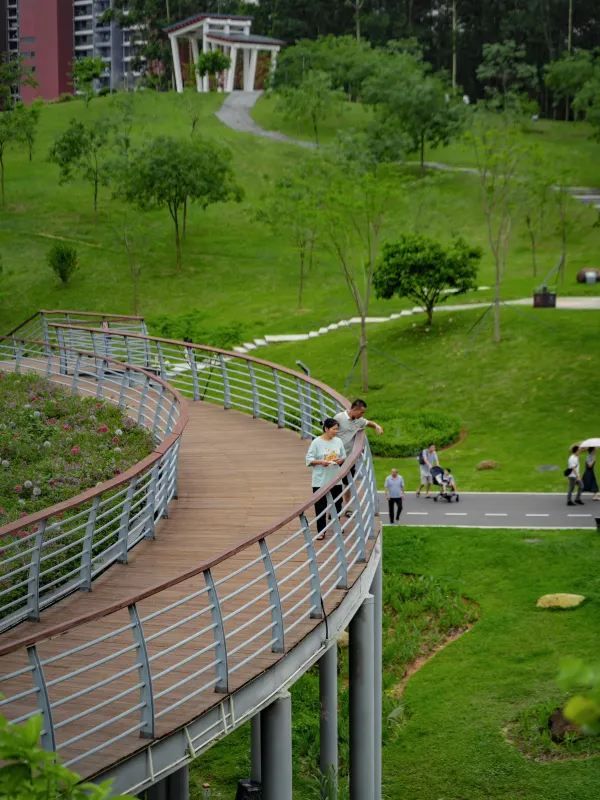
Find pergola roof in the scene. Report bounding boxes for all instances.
[164,13,252,34]
[206,32,286,47]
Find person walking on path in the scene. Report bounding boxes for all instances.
[566,444,584,506]
[306,418,346,540]
[334,399,383,515]
[416,443,438,498]
[384,468,405,523]
[582,447,599,499]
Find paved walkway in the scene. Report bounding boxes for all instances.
[378,491,600,530]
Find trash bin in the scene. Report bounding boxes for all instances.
[235,779,262,799]
[533,290,557,308]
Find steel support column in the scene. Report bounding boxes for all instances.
[349,594,375,800]
[319,643,338,798]
[371,561,383,800]
[261,690,292,800]
[168,765,189,799]
[251,713,261,783]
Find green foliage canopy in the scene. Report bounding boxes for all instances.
[71,56,106,106]
[374,233,481,325]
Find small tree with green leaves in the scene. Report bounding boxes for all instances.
[195,50,231,90]
[0,53,37,111]
[0,109,18,205]
[48,118,114,212]
[545,50,595,121]
[522,148,553,278]
[13,100,42,161]
[257,158,322,309]
[476,40,538,112]
[47,242,79,285]
[275,70,344,145]
[0,713,136,799]
[559,658,600,735]
[374,234,480,326]
[118,135,243,271]
[72,56,106,106]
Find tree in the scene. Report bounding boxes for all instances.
[522,148,553,277]
[363,52,466,169]
[48,118,114,212]
[0,110,18,205]
[195,50,231,90]
[476,40,538,111]
[469,115,528,342]
[118,136,243,271]
[545,50,595,120]
[0,713,136,799]
[573,70,600,138]
[47,242,79,285]
[315,138,400,390]
[275,70,344,145]
[374,233,480,325]
[258,158,322,309]
[72,56,106,106]
[0,53,37,111]
[13,101,42,161]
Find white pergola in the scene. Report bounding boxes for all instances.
[165,13,284,94]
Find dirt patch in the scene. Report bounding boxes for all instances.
[390,624,473,699]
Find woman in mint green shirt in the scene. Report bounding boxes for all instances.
[306,418,346,539]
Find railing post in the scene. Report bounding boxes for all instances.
[327,492,348,589]
[156,341,167,380]
[247,362,260,418]
[71,352,82,395]
[80,496,101,591]
[348,471,367,563]
[118,367,129,409]
[187,345,200,401]
[128,604,155,739]
[203,569,229,693]
[96,358,107,399]
[259,539,285,653]
[27,646,56,751]
[137,380,149,427]
[13,338,24,374]
[364,439,379,533]
[26,520,46,621]
[151,384,165,438]
[165,397,176,434]
[144,464,160,540]
[117,477,137,564]
[316,386,327,427]
[272,369,285,428]
[56,328,67,375]
[296,378,311,439]
[218,354,231,409]
[300,513,323,619]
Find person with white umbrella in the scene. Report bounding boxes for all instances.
[580,437,600,500]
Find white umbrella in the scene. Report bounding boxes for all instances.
[580,437,600,448]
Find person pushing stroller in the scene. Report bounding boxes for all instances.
[431,466,459,502]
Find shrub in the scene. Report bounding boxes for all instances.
[367,408,461,458]
[47,242,78,285]
[57,92,74,102]
[149,310,244,349]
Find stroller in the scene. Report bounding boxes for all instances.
[431,466,460,502]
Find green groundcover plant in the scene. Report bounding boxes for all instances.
[0,372,154,525]
[0,712,135,799]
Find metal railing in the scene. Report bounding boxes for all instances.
[0,336,187,631]
[0,318,379,780]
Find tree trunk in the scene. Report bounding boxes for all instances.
[93,175,98,215]
[174,213,182,271]
[298,244,305,309]
[420,132,425,171]
[426,304,434,326]
[526,217,537,276]
[0,152,4,206]
[493,263,501,343]
[312,112,319,146]
[183,197,188,238]
[451,0,457,91]
[360,315,368,392]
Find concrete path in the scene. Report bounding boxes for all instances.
[216,91,315,148]
[378,491,600,530]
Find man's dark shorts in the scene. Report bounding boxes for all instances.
[342,464,356,487]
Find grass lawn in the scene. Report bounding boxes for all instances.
[258,305,598,492]
[252,93,600,187]
[190,524,600,799]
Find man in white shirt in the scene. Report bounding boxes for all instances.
[384,468,405,523]
[334,399,383,514]
[567,444,584,506]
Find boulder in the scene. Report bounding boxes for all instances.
[536,593,585,609]
[476,460,498,470]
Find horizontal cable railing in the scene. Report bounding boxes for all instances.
[0,336,187,631]
[0,317,380,779]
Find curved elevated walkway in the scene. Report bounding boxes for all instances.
[0,313,381,795]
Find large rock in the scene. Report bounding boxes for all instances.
[536,593,586,609]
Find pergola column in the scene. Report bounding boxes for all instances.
[248,48,259,91]
[189,36,203,92]
[170,35,184,93]
[226,46,238,92]
[243,49,251,91]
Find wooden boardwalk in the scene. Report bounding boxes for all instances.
[0,400,374,778]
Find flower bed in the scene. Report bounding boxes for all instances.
[0,372,154,528]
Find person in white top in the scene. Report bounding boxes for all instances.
[384,468,405,523]
[306,417,346,540]
[566,444,583,506]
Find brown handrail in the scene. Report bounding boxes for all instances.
[0,431,366,658]
[0,322,366,657]
[0,339,188,538]
[41,309,145,321]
